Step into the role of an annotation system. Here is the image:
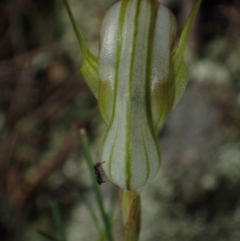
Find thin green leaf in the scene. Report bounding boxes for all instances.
[49,200,67,241]
[79,129,113,241]
[170,50,189,105]
[171,0,202,106]
[177,0,203,56]
[76,193,100,232]
[36,230,59,241]
[62,0,99,98]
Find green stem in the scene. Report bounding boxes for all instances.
[122,190,141,241]
[76,193,101,232]
[49,200,67,241]
[79,129,114,241]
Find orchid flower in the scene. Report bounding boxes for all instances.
[64,0,202,190]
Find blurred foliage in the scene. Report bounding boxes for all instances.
[0,0,240,241]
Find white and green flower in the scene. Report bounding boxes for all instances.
[64,0,202,190]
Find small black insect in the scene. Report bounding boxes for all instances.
[94,162,106,185]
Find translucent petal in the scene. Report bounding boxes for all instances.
[99,0,176,189]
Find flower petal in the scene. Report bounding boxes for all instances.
[99,0,177,189]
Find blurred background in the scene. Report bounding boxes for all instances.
[0,0,240,240]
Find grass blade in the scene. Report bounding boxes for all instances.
[76,192,100,232]
[49,200,67,241]
[36,230,59,241]
[79,129,113,241]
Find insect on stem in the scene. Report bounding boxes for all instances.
[94,162,106,185]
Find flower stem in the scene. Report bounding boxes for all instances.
[122,190,141,241]
[79,129,113,241]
